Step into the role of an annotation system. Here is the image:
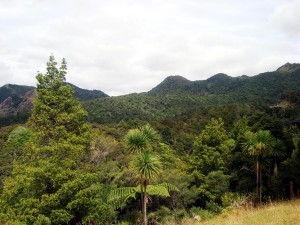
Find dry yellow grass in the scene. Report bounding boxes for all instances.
[181,199,300,225]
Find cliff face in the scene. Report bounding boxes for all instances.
[277,63,300,73]
[0,89,37,117]
[0,82,108,120]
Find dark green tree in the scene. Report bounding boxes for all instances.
[191,118,236,175]
[0,56,115,224]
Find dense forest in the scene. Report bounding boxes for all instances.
[0,57,299,225]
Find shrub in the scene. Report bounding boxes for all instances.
[189,207,214,220]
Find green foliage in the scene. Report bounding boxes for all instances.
[148,206,171,224]
[191,118,236,175]
[189,207,214,220]
[82,67,300,124]
[0,55,114,225]
[1,61,300,224]
[147,183,179,197]
[111,124,178,224]
[133,151,161,182]
[125,124,160,153]
[205,201,222,213]
[242,130,274,157]
[109,186,139,209]
[7,126,32,148]
[203,171,230,200]
[174,209,189,222]
[125,129,148,153]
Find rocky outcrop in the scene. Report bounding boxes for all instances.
[277,63,300,73]
[0,89,36,117]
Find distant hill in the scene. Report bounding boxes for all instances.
[0,83,109,126]
[147,64,300,99]
[84,63,300,123]
[1,63,300,126]
[147,73,246,96]
[66,83,108,101]
[0,84,35,103]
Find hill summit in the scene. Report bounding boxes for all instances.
[277,63,300,73]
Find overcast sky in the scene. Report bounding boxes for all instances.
[0,0,299,96]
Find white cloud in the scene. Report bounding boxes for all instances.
[0,0,299,95]
[268,0,300,37]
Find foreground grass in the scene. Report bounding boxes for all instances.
[181,199,300,225]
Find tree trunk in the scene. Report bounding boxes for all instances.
[142,184,148,225]
[141,184,144,221]
[274,158,278,176]
[256,159,259,198]
[259,165,262,204]
[290,181,295,199]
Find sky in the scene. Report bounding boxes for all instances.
[0,0,299,96]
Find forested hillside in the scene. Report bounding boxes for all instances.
[0,83,109,126]
[84,63,300,123]
[0,58,299,224]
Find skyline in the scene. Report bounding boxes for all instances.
[0,0,299,96]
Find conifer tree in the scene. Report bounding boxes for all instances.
[0,56,115,225]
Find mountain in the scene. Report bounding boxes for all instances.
[277,63,300,73]
[147,75,192,96]
[0,84,35,103]
[1,63,300,126]
[147,73,244,96]
[0,83,109,125]
[66,83,108,101]
[0,89,36,118]
[84,63,300,123]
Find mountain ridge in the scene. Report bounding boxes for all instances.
[0,83,109,124]
[84,62,300,123]
[1,62,300,125]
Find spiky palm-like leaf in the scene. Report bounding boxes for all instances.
[242,131,256,156]
[242,130,273,157]
[125,129,147,153]
[134,151,161,182]
[125,124,160,153]
[255,130,273,155]
[139,124,160,146]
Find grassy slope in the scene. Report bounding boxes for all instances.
[183,199,300,225]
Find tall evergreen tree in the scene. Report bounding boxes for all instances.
[0,56,115,225]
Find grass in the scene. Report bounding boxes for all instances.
[179,199,300,225]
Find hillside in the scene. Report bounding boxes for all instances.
[84,63,300,123]
[0,84,35,103]
[1,58,300,225]
[1,63,300,125]
[66,82,109,101]
[0,83,109,126]
[148,64,300,98]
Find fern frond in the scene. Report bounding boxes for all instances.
[108,186,139,209]
[147,183,179,197]
[158,182,180,192]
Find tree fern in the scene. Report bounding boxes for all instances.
[108,186,139,209]
[147,183,179,197]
